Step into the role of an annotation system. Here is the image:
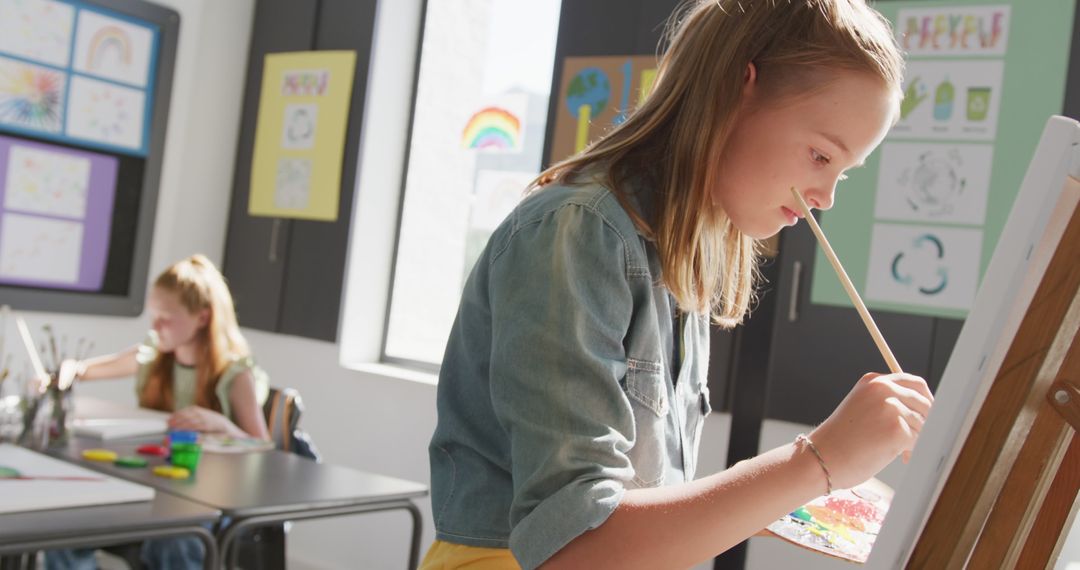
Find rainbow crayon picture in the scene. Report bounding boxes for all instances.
[461,100,524,153]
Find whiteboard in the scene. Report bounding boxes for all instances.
[0,443,154,514]
[868,115,1080,567]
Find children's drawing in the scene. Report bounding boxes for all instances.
[0,56,64,133]
[65,75,145,150]
[4,144,91,219]
[865,223,983,311]
[0,0,76,67]
[874,142,992,225]
[461,95,527,153]
[891,60,1003,141]
[549,56,657,164]
[565,67,610,153]
[0,212,83,284]
[72,9,153,87]
[766,479,892,563]
[274,158,311,210]
[281,103,317,150]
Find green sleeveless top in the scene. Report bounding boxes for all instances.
[134,332,270,421]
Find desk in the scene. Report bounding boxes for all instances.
[56,438,429,569]
[0,492,220,569]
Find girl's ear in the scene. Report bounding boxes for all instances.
[740,62,759,103]
[744,62,757,85]
[197,308,211,328]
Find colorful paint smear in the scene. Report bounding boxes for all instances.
[766,479,893,563]
[461,106,522,152]
[0,56,64,133]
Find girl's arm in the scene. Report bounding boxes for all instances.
[70,346,140,381]
[543,372,933,570]
[167,370,271,439]
[224,370,271,440]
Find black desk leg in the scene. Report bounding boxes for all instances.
[217,500,424,570]
[0,554,32,570]
[405,501,422,569]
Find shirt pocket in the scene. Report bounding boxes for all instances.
[624,358,669,488]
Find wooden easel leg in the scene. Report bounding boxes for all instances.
[1015,432,1080,568]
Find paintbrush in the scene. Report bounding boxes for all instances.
[16,316,48,389]
[789,187,902,374]
[43,325,58,373]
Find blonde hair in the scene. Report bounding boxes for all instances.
[535,0,903,327]
[140,254,249,412]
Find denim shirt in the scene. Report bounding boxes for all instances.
[429,179,713,569]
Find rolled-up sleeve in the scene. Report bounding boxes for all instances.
[488,202,638,569]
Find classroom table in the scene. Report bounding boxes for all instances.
[54,437,429,569]
[0,492,220,570]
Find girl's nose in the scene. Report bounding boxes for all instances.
[805,183,836,211]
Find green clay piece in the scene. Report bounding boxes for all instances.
[115,456,149,468]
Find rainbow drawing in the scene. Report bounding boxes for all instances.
[87,25,132,71]
[461,106,522,152]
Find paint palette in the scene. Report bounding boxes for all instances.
[765,478,893,563]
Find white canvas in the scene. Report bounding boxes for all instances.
[868,115,1080,567]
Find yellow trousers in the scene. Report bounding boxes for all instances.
[419,540,520,570]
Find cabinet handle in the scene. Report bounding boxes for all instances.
[788,260,802,323]
[269,218,281,263]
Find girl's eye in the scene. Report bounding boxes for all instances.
[810,148,831,165]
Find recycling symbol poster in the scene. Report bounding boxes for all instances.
[810,0,1076,319]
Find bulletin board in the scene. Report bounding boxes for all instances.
[809,0,1075,319]
[0,0,178,316]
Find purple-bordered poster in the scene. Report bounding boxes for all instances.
[0,134,117,290]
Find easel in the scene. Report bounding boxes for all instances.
[907,173,1080,569]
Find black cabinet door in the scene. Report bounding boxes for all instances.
[223,0,317,333]
[764,221,949,425]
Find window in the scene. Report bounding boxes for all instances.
[381,1,562,368]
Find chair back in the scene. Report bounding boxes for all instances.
[263,386,321,461]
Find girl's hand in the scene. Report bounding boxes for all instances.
[168,406,232,434]
[809,372,933,490]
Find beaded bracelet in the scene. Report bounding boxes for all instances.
[796,433,833,495]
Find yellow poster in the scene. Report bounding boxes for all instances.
[249,51,356,221]
[548,55,658,165]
